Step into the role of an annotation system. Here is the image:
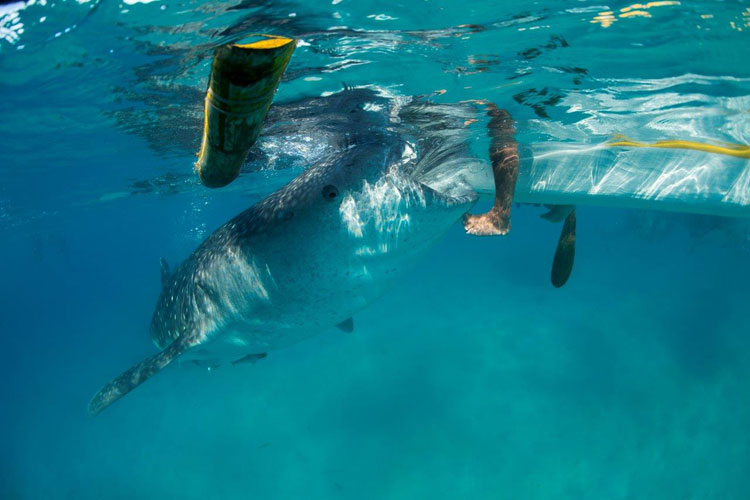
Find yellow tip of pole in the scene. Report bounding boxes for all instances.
[234,36,294,50]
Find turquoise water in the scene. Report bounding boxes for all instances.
[3,0,750,498]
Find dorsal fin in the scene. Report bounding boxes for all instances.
[160,258,171,288]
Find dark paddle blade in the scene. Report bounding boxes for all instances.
[551,209,576,288]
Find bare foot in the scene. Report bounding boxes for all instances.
[463,210,510,236]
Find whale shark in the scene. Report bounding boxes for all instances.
[88,128,484,415]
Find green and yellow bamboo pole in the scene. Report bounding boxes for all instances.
[196,35,295,188]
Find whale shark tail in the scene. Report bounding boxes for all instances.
[88,333,199,416]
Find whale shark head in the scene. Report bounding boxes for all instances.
[235,133,478,271]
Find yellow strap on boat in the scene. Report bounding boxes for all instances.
[608,135,750,159]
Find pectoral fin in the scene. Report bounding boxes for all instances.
[160,258,171,288]
[88,334,198,416]
[336,317,354,333]
[231,352,267,366]
[551,209,576,288]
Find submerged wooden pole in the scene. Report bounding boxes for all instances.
[196,34,295,188]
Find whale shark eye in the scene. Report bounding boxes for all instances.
[322,184,339,201]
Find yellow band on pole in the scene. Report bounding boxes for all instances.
[608,135,750,159]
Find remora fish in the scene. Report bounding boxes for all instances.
[89,132,479,415]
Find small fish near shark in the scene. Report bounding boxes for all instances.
[88,99,576,415]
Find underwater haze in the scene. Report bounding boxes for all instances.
[3,0,750,498]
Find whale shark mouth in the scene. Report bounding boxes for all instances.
[417,179,479,208]
[338,171,477,255]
